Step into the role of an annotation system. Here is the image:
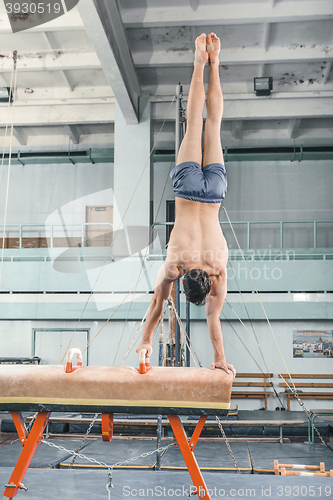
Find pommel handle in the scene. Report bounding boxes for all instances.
[65,348,83,373]
[137,348,151,374]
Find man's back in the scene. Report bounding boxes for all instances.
[167,197,228,278]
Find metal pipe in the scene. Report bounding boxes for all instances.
[175,84,181,159]
[175,279,181,367]
[174,82,182,368]
[186,299,190,367]
[19,225,22,250]
[156,320,164,470]
[280,222,283,249]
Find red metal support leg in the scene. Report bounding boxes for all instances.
[102,413,114,442]
[189,416,207,451]
[168,415,210,500]
[10,412,28,446]
[4,412,51,499]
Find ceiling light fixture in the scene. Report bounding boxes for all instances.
[0,87,13,103]
[254,77,273,97]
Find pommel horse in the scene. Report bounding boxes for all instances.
[0,349,233,499]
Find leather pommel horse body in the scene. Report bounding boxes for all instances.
[0,356,233,499]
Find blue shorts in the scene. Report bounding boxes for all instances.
[170,161,227,203]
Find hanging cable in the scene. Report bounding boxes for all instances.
[113,157,175,366]
[0,51,18,291]
[223,206,298,393]
[60,96,177,363]
[224,271,328,445]
[226,259,285,408]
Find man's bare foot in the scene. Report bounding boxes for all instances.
[195,33,208,65]
[207,32,220,63]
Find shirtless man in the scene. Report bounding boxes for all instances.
[136,33,236,377]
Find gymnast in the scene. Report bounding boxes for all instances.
[136,33,236,377]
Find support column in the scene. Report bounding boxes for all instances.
[113,95,152,255]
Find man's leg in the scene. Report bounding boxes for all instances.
[203,33,224,167]
[176,33,207,166]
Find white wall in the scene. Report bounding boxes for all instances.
[0,163,113,225]
[1,159,332,249]
[0,318,332,412]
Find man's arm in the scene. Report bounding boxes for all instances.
[136,261,179,359]
[206,274,236,377]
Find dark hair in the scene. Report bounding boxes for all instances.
[183,269,211,306]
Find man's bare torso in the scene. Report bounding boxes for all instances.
[166,197,228,279]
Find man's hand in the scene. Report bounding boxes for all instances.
[135,342,152,360]
[211,360,236,378]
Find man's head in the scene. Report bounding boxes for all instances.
[183,268,211,306]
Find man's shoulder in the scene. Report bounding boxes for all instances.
[163,259,183,281]
[209,273,225,295]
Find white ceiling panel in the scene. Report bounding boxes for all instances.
[0,0,332,149]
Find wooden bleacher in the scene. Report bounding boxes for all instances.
[279,374,333,411]
[231,373,274,410]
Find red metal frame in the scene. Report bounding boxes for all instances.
[101,413,114,442]
[4,411,51,499]
[4,412,209,499]
[168,415,209,499]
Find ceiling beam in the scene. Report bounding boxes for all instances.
[152,97,333,121]
[77,0,141,124]
[0,74,8,86]
[12,127,28,145]
[323,62,333,84]
[41,32,59,58]
[190,0,199,11]
[259,64,267,77]
[64,124,81,144]
[16,86,114,101]
[0,52,100,73]
[263,23,271,51]
[0,46,329,75]
[121,1,333,28]
[0,9,84,34]
[288,118,302,139]
[0,102,115,127]
[0,94,332,128]
[133,45,333,67]
[60,70,74,91]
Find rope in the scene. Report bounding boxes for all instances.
[223,207,328,446]
[113,158,174,365]
[227,260,285,409]
[0,52,18,291]
[223,206,297,392]
[112,248,150,366]
[60,96,177,363]
[120,307,150,366]
[81,260,156,355]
